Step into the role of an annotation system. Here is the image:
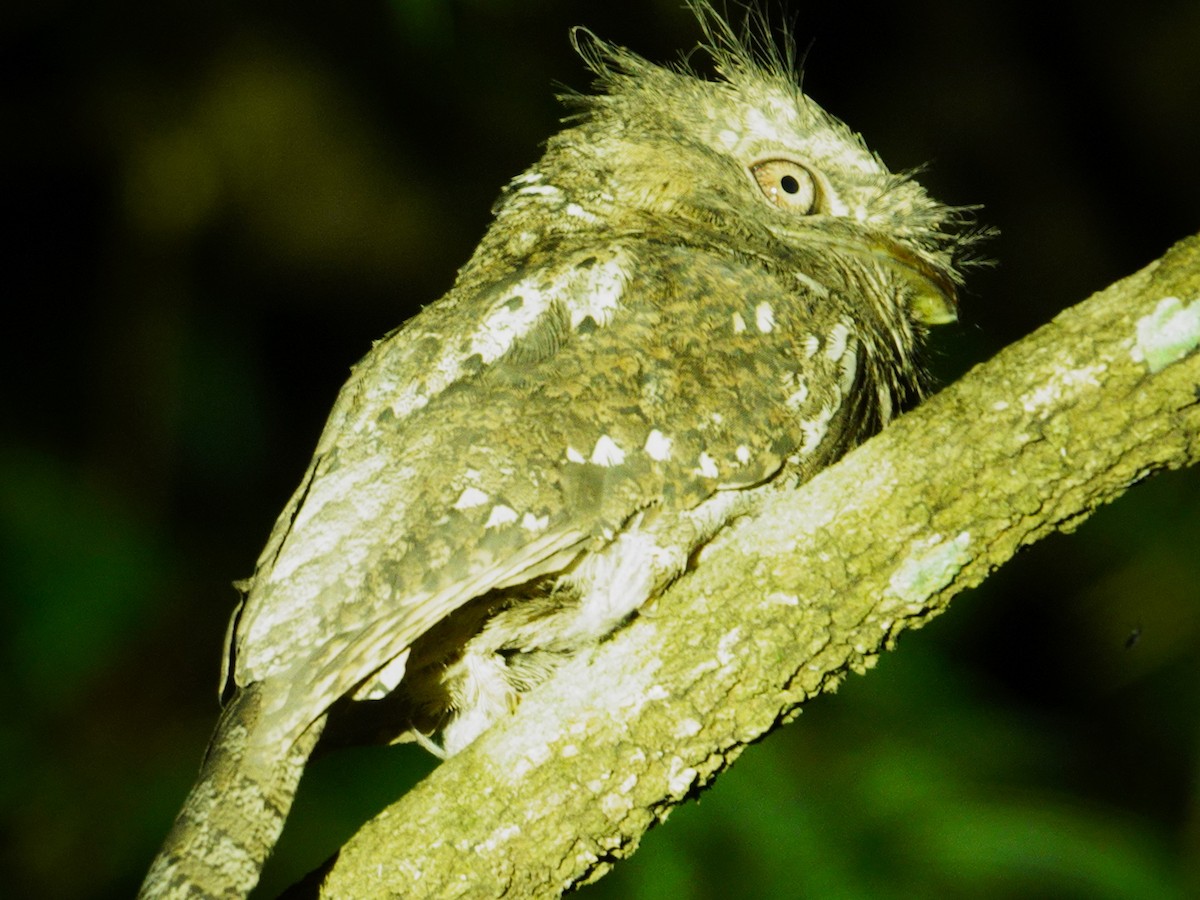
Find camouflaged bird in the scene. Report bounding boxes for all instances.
[140,4,972,897]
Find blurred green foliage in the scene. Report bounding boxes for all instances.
[3,1,1198,897]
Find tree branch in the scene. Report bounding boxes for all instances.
[305,235,1200,898]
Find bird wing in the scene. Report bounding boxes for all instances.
[231,238,846,754]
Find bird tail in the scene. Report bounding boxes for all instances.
[137,682,325,899]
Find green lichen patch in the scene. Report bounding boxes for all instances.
[1132,296,1200,373]
[885,531,972,607]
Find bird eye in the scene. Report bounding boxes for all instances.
[751,159,819,214]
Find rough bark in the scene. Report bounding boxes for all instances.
[303,235,1200,898]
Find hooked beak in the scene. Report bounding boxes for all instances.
[872,237,958,326]
[798,227,959,326]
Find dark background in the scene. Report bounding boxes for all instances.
[4,1,1198,897]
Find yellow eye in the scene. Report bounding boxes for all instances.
[751,159,819,213]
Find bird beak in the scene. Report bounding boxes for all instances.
[800,228,960,326]
[874,238,959,326]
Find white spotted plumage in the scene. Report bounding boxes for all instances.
[143,5,973,896]
[227,4,967,763]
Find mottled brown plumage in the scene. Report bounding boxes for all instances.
[140,5,973,897]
